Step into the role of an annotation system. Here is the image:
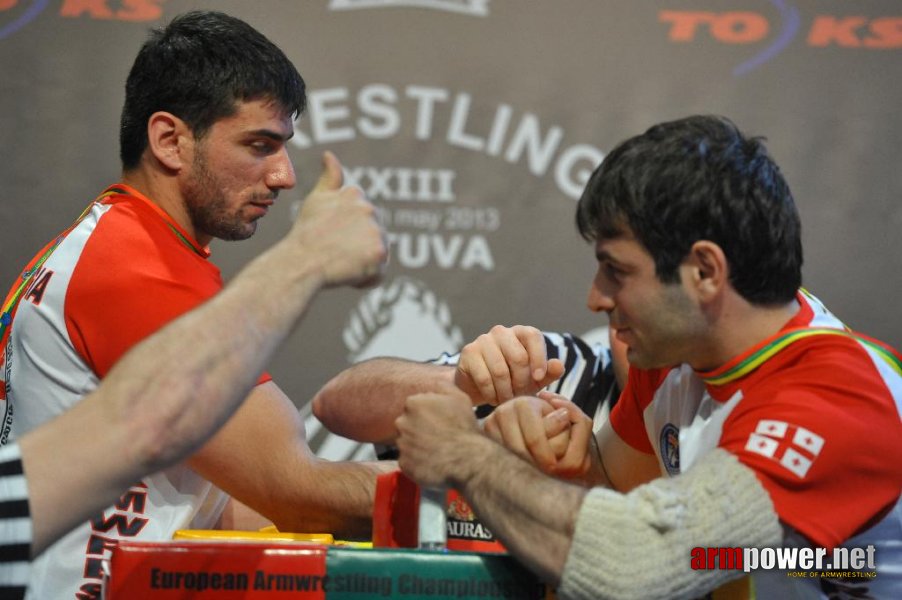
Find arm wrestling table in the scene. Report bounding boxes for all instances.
[106,471,554,599]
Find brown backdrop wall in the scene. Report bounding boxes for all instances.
[2,0,900,458]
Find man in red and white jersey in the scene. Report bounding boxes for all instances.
[0,10,391,599]
[392,115,902,599]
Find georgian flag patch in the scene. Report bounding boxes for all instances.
[744,420,825,478]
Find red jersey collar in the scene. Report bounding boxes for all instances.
[696,290,814,384]
[99,184,211,258]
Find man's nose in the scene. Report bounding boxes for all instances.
[587,282,614,314]
[266,148,296,190]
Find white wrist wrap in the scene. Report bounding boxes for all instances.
[558,448,782,600]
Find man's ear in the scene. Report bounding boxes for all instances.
[146,111,191,171]
[685,240,728,301]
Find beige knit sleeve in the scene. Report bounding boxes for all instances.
[558,448,782,600]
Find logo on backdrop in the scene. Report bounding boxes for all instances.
[292,84,604,201]
[0,0,164,40]
[291,83,603,273]
[658,3,901,76]
[306,277,464,461]
[343,276,464,364]
[294,84,604,459]
[329,0,489,17]
[0,0,49,39]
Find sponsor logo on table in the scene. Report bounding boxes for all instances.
[447,495,495,541]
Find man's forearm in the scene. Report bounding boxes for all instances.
[20,234,330,555]
[450,433,586,586]
[313,359,456,444]
[268,459,397,540]
[113,235,328,469]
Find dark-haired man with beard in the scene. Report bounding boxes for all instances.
[0,11,392,598]
[394,115,902,599]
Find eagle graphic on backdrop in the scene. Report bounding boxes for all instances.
[306,276,464,460]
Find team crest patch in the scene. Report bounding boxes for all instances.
[660,423,681,476]
[744,419,824,479]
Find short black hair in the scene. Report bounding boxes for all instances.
[576,115,802,305]
[119,10,306,169]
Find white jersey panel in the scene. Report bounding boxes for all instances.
[4,203,112,440]
[3,201,230,599]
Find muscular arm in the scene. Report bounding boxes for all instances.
[446,432,588,583]
[18,151,388,555]
[188,381,396,539]
[394,389,584,580]
[470,449,781,598]
[20,227,334,555]
[396,389,782,597]
[313,325,565,444]
[312,358,456,444]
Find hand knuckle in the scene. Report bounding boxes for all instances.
[461,343,479,357]
[489,367,510,382]
[470,371,491,387]
[509,347,529,368]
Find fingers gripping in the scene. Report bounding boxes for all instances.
[456,325,563,406]
[552,400,594,478]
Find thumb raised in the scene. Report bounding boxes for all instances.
[313,150,343,192]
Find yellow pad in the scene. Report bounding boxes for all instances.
[173,529,334,544]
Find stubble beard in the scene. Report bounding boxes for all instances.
[628,284,701,370]
[184,148,257,242]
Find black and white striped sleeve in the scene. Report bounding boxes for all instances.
[429,332,612,418]
[374,332,614,459]
[540,332,613,419]
[0,443,31,599]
